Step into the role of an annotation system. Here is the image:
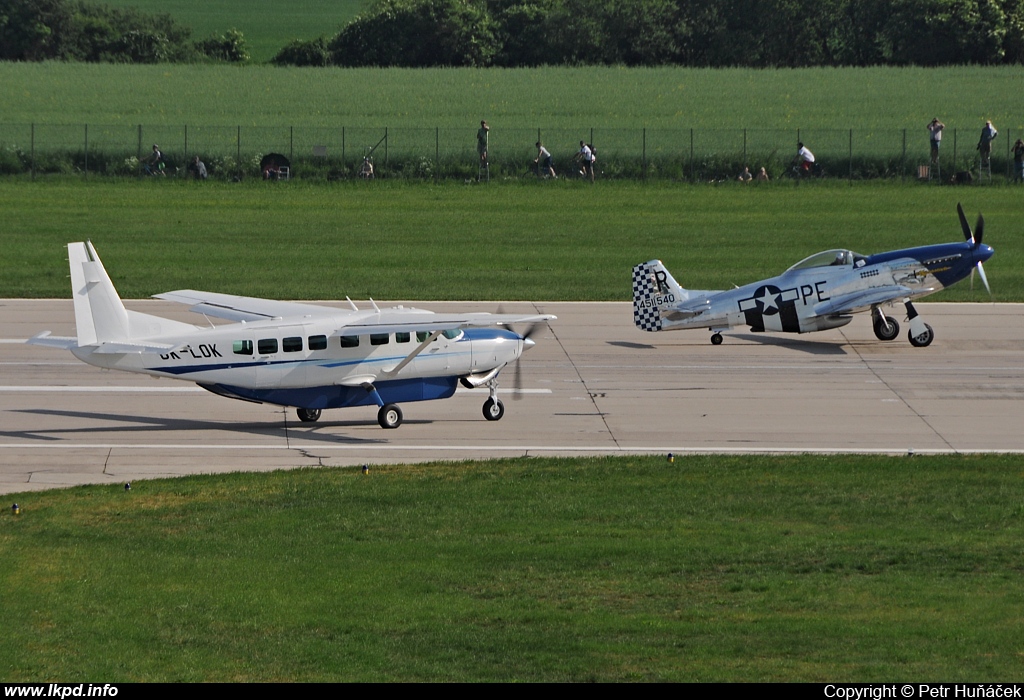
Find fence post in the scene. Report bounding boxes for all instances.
[290,126,293,162]
[84,124,88,179]
[385,127,388,167]
[236,126,241,174]
[435,127,439,183]
[953,128,957,176]
[743,128,747,166]
[642,128,646,181]
[30,123,35,180]
[690,128,694,183]
[902,128,907,181]
[184,124,188,161]
[848,128,853,183]
[137,124,142,178]
[342,126,346,169]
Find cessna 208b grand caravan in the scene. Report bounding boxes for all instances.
[29,242,554,429]
[633,204,993,347]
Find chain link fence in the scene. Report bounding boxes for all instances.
[1,124,1020,183]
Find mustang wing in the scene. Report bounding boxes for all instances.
[155,290,344,322]
[813,285,927,316]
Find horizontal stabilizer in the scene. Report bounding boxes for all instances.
[26,332,78,350]
[813,285,920,316]
[91,341,178,355]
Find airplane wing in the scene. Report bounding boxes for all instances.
[813,285,928,316]
[155,290,343,322]
[662,298,713,321]
[335,312,556,336]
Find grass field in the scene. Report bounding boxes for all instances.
[100,0,367,63]
[2,455,1022,681]
[3,64,1023,131]
[1,179,1020,302]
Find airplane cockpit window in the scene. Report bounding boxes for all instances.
[787,249,866,271]
[442,329,463,340]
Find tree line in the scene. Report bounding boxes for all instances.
[0,0,248,63]
[3,0,1022,67]
[280,0,1024,67]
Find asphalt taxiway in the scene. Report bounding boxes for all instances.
[2,300,1022,494]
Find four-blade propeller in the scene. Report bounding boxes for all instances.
[957,202,992,298]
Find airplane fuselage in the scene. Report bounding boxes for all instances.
[71,321,525,410]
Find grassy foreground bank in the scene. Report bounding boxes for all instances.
[2,454,1022,681]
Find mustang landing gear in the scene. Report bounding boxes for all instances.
[871,303,934,347]
[872,309,900,341]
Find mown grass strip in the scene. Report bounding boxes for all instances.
[1,179,1020,302]
[2,454,1022,681]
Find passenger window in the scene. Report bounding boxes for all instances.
[395,332,411,343]
[308,335,327,351]
[258,338,278,354]
[416,331,431,343]
[370,333,390,346]
[283,336,303,353]
[340,335,359,348]
[233,340,253,355]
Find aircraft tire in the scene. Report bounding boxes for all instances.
[296,408,322,423]
[378,404,403,429]
[710,333,723,346]
[873,317,900,341]
[908,324,934,348]
[483,397,505,421]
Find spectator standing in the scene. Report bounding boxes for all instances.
[978,120,998,170]
[927,118,944,166]
[1012,139,1024,183]
[477,120,489,165]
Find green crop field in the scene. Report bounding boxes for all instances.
[1,179,1020,302]
[2,455,1022,681]
[99,0,367,63]
[3,64,1023,130]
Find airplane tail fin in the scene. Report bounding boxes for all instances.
[69,241,130,345]
[631,260,686,332]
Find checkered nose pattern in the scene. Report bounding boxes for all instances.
[632,262,663,331]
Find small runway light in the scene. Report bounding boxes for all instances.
[667,453,674,463]
[11,503,20,515]
[362,465,369,475]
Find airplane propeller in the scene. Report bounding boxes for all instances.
[957,203,992,298]
[498,305,548,400]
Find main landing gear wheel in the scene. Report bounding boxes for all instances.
[378,403,403,429]
[296,408,321,423]
[873,316,900,341]
[483,397,505,421]
[908,324,934,348]
[710,333,724,346]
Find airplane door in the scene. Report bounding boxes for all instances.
[413,331,451,375]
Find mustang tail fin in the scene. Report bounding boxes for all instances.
[69,241,130,345]
[632,260,686,332]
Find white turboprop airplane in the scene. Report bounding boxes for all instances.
[28,242,555,429]
[632,204,993,347]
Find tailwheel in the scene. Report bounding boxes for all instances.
[377,403,403,429]
[710,333,723,346]
[873,316,900,341]
[908,324,934,348]
[296,408,321,423]
[483,397,505,421]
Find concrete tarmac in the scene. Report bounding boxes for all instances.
[2,300,1022,495]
